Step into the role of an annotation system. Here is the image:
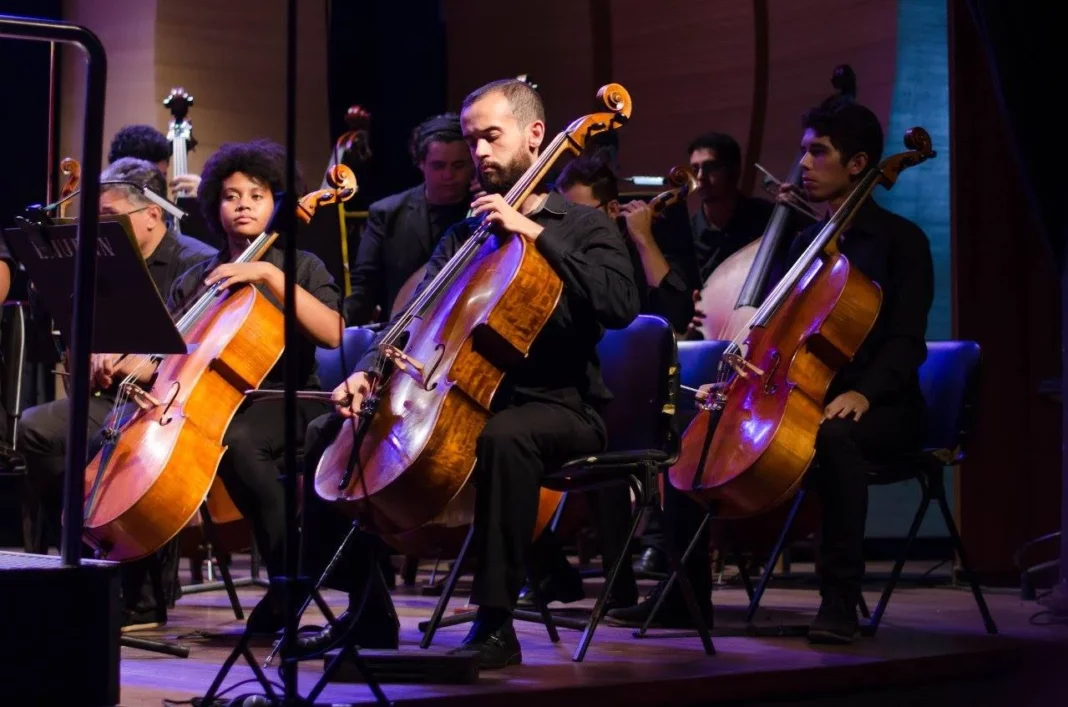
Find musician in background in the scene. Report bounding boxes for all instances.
[511,154,699,612]
[309,78,640,668]
[108,124,214,247]
[166,139,344,634]
[342,113,473,325]
[18,157,217,630]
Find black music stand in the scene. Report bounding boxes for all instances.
[6,215,192,658]
[6,216,187,355]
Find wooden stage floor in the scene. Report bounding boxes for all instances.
[111,557,1066,707]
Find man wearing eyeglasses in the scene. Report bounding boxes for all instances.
[17,157,216,631]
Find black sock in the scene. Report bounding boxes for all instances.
[475,605,512,630]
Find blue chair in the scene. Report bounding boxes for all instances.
[676,339,731,429]
[417,315,716,662]
[315,326,379,392]
[742,340,998,635]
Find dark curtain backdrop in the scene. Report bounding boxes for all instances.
[964,0,1068,599]
[956,0,1065,586]
[327,0,447,211]
[0,1,63,236]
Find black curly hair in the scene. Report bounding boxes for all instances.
[108,124,171,165]
[197,138,306,241]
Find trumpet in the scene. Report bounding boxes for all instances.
[755,162,822,222]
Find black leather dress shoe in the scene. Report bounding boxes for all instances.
[632,547,668,576]
[516,570,586,608]
[451,617,522,669]
[807,594,859,645]
[605,580,713,629]
[293,608,399,658]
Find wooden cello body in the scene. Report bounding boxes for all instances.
[82,169,357,561]
[670,128,936,518]
[315,84,633,537]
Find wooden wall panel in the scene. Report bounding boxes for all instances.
[154,0,330,186]
[58,0,329,191]
[443,0,595,137]
[59,0,159,176]
[443,0,897,192]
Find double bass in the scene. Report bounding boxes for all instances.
[671,128,936,516]
[696,65,857,342]
[163,87,197,199]
[81,167,358,561]
[315,84,634,540]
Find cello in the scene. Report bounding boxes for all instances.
[670,128,936,517]
[81,166,358,561]
[314,84,634,539]
[696,65,856,342]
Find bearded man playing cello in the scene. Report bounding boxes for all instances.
[296,77,641,669]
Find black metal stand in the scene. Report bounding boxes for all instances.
[195,2,388,703]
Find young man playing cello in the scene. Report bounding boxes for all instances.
[689,98,934,644]
[301,78,641,668]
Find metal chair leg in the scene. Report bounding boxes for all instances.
[634,512,711,637]
[933,475,998,634]
[573,476,648,662]
[654,474,714,657]
[745,488,806,622]
[864,477,931,635]
[198,504,244,620]
[419,524,476,649]
[523,555,559,643]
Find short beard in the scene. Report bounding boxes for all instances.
[478,150,533,195]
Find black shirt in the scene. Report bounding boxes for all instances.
[691,195,775,282]
[786,200,934,406]
[356,191,641,409]
[147,230,219,304]
[344,186,470,325]
[168,245,341,390]
[624,201,700,333]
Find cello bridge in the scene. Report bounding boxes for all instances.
[381,345,427,386]
[120,382,161,411]
[722,353,765,381]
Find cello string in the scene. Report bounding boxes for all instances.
[380,130,571,350]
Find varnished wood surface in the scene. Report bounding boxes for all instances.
[671,253,881,518]
[109,555,1063,707]
[316,235,563,536]
[84,287,284,561]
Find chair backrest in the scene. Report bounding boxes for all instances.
[315,326,378,392]
[676,339,731,427]
[595,314,678,454]
[918,340,982,455]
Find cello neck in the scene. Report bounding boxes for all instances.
[733,151,805,309]
[741,167,883,341]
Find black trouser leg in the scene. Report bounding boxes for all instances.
[661,479,712,604]
[469,399,605,610]
[585,484,638,600]
[216,398,331,578]
[300,412,393,613]
[808,401,923,601]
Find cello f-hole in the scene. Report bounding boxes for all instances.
[423,344,446,392]
[762,351,781,394]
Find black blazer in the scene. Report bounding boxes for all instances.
[343,185,439,325]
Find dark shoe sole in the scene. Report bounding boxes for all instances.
[480,649,522,670]
[806,627,859,645]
